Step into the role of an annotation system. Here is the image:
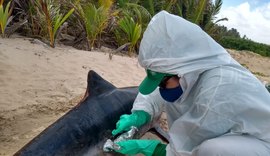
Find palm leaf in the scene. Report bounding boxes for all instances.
[118,2,151,31]
[117,16,141,55]
[147,0,155,16]
[98,0,113,10]
[214,17,228,24]
[212,0,222,16]
[53,8,74,39]
[138,0,155,16]
[192,0,207,24]
[161,0,177,12]
[79,1,112,49]
[34,0,74,47]
[0,1,12,36]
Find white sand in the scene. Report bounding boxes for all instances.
[0,37,146,155]
[0,37,269,155]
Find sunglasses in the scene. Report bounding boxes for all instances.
[159,76,174,89]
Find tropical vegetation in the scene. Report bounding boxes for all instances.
[0,0,12,37]
[35,0,74,47]
[220,36,270,57]
[213,25,270,57]
[0,0,269,57]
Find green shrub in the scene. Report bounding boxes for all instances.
[35,0,74,47]
[115,16,142,55]
[220,36,270,57]
[74,0,113,50]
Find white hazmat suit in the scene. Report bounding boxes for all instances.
[132,11,270,156]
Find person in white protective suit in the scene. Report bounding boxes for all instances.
[112,11,270,156]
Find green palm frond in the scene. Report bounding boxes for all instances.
[77,1,112,49]
[212,0,222,16]
[116,16,142,55]
[118,0,129,7]
[35,0,74,47]
[192,0,207,24]
[137,0,156,16]
[161,0,177,12]
[117,1,151,33]
[214,17,228,24]
[205,0,227,30]
[53,8,74,39]
[0,1,13,37]
[147,0,155,16]
[172,1,184,17]
[98,0,113,10]
[121,2,151,25]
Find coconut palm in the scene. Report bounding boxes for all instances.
[125,0,226,32]
[167,0,228,39]
[202,0,228,40]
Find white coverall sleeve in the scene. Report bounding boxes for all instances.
[132,88,165,120]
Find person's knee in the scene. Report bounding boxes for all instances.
[193,135,270,156]
[195,139,229,156]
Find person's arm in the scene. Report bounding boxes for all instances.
[132,88,165,121]
[112,88,165,136]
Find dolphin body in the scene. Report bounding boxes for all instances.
[14,70,138,156]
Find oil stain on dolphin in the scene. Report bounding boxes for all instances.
[14,70,138,156]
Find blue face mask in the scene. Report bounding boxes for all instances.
[159,85,183,103]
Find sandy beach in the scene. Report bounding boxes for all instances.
[0,36,269,155]
[0,36,146,155]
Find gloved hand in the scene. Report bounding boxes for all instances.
[115,139,161,156]
[112,110,150,136]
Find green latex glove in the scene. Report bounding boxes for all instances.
[153,143,166,156]
[116,139,160,156]
[112,110,150,136]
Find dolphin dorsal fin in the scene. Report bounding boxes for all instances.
[86,70,116,97]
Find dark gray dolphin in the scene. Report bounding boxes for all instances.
[14,70,138,156]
